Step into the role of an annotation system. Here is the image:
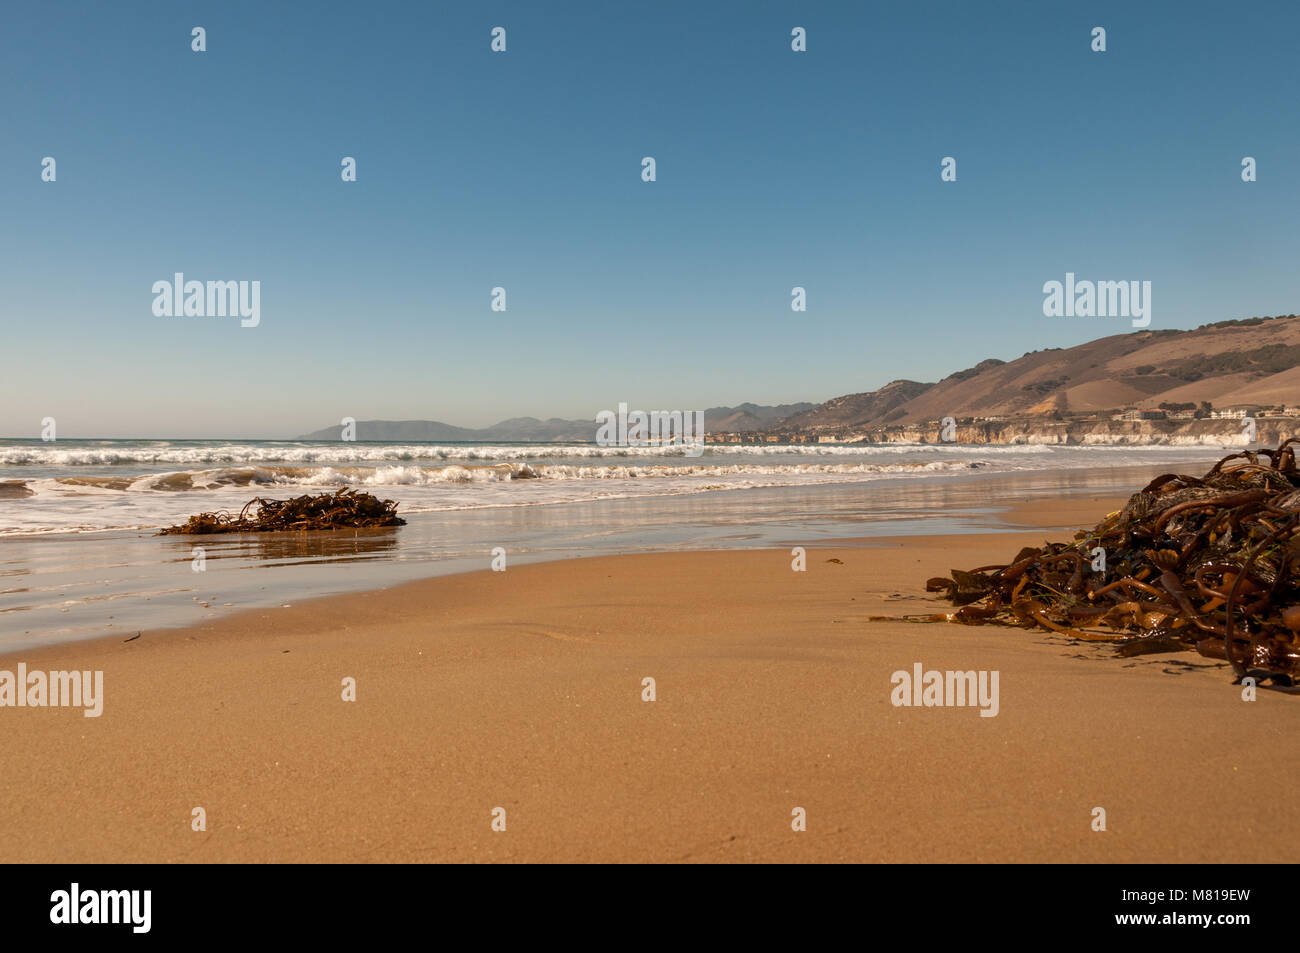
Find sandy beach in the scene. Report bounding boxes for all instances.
[1,492,1294,864]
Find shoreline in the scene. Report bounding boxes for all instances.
[3,493,1296,863]
[0,455,1220,543]
[0,461,1218,653]
[2,484,1134,657]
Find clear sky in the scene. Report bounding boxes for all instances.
[2,0,1297,438]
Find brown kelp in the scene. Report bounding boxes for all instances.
[881,440,1300,685]
[159,488,404,534]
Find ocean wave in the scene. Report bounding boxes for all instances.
[0,462,972,537]
[0,442,1232,537]
[33,459,983,493]
[0,441,1068,466]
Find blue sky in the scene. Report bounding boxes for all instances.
[2,0,1297,438]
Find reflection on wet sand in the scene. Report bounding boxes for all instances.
[160,527,402,568]
[0,461,1223,651]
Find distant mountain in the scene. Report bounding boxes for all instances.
[475,418,594,441]
[769,315,1300,434]
[296,403,816,442]
[703,402,817,432]
[297,419,482,441]
[298,317,1300,443]
[771,381,932,431]
[296,418,592,442]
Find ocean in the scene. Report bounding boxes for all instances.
[0,439,1230,650]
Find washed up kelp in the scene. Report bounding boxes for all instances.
[878,440,1300,685]
[159,488,404,534]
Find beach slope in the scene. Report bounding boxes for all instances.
[1,520,1295,863]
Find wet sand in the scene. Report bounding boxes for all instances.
[1,494,1296,863]
[1,460,1216,652]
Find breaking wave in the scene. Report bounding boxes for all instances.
[41,459,978,492]
[0,440,1232,537]
[0,441,1065,467]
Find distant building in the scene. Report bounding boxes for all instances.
[1210,405,1263,419]
[1111,410,1167,421]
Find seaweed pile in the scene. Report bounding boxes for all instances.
[889,440,1300,685]
[159,488,405,535]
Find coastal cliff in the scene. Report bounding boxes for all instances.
[712,416,1300,446]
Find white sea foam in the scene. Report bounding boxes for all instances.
[0,440,1232,537]
[0,440,1195,467]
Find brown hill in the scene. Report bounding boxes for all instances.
[703,403,817,432]
[1210,366,1300,407]
[775,380,932,431]
[774,315,1300,433]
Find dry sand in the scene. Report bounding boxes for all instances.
[1,495,1296,863]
